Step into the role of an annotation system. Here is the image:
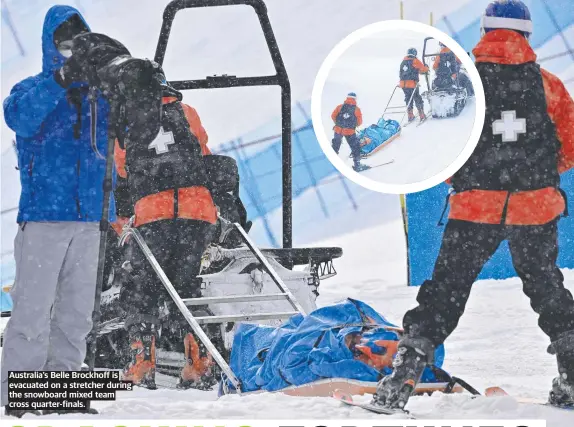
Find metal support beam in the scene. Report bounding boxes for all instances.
[182,293,288,305]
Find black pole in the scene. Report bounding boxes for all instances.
[86,112,117,371]
[422,37,433,92]
[281,84,292,249]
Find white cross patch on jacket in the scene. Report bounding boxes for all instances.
[148,127,175,154]
[492,110,527,142]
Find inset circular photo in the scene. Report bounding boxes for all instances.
[312,20,486,194]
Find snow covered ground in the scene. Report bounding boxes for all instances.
[320,32,476,185]
[5,216,574,423]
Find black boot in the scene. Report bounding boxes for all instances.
[122,322,158,390]
[353,162,370,172]
[548,332,574,408]
[177,309,225,391]
[549,376,574,408]
[371,337,434,410]
[4,408,41,418]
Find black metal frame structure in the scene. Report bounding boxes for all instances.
[421,36,436,91]
[153,0,292,248]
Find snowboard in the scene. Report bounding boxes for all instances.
[485,386,574,411]
[332,389,416,419]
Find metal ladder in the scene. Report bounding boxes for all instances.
[119,216,307,394]
[382,84,419,125]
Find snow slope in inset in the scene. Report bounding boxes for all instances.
[321,32,476,185]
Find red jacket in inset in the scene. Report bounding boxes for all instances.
[331,97,363,136]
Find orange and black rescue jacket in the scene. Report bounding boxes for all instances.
[447,30,574,225]
[332,97,363,136]
[399,56,429,89]
[115,97,217,227]
[433,46,462,79]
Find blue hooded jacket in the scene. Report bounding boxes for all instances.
[3,5,114,223]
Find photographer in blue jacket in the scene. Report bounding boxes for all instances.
[1,5,114,417]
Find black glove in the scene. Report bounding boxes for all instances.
[54,55,86,88]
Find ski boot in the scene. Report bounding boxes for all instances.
[353,162,371,172]
[122,323,157,390]
[407,110,416,124]
[548,332,574,408]
[371,337,434,410]
[418,111,427,123]
[549,377,574,408]
[4,408,41,418]
[177,331,217,390]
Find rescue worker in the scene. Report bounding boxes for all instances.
[58,31,226,391]
[113,75,223,391]
[331,92,369,172]
[432,42,463,92]
[399,48,429,123]
[372,0,574,411]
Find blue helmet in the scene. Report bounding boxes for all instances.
[481,0,533,39]
[407,47,417,57]
[347,92,357,99]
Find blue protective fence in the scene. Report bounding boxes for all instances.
[407,0,574,286]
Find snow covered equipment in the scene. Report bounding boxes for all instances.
[382,85,419,125]
[421,37,471,119]
[356,117,401,157]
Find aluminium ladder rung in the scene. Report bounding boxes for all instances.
[182,293,289,305]
[194,311,299,324]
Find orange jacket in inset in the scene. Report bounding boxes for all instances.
[399,56,429,89]
[447,30,574,226]
[331,97,363,136]
[114,98,217,227]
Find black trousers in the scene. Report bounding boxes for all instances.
[404,219,574,347]
[332,132,361,164]
[120,219,216,323]
[402,87,424,112]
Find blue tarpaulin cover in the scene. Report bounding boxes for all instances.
[357,118,401,156]
[227,299,445,393]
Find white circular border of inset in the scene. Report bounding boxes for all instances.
[311,20,486,194]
